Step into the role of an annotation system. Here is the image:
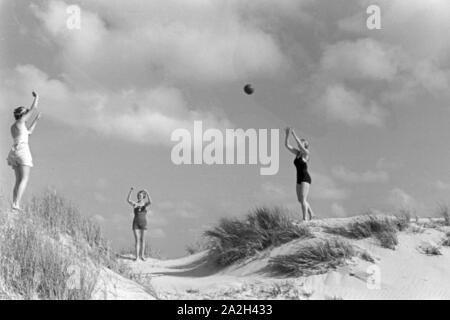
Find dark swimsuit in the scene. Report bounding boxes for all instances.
[294,155,312,184]
[132,205,148,230]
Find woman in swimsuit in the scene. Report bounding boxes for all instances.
[127,187,152,261]
[284,127,315,221]
[7,91,41,210]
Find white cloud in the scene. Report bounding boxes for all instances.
[318,84,386,126]
[93,192,107,203]
[149,228,166,239]
[310,0,450,124]
[388,188,417,209]
[31,0,286,86]
[376,158,399,171]
[310,172,349,201]
[261,182,289,200]
[93,214,106,223]
[0,65,232,146]
[434,180,450,191]
[332,166,389,184]
[155,200,201,219]
[331,203,347,217]
[321,39,398,81]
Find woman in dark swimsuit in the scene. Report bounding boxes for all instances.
[284,127,315,221]
[127,187,152,261]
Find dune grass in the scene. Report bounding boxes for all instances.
[374,230,398,250]
[0,215,97,299]
[185,239,207,255]
[0,191,125,299]
[442,232,450,247]
[24,191,120,270]
[268,238,356,277]
[437,205,450,226]
[323,214,408,249]
[205,207,313,266]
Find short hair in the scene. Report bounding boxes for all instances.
[137,190,146,198]
[13,106,27,120]
[301,138,309,150]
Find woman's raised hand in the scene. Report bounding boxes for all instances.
[32,91,38,98]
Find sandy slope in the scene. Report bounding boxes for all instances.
[122,219,450,300]
[0,209,155,300]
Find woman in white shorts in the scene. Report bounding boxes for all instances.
[7,91,41,210]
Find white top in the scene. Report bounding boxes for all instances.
[11,121,30,145]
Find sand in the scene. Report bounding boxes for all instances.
[121,218,450,300]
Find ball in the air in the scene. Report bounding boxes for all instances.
[244,84,254,95]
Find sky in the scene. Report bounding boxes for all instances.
[1,0,450,257]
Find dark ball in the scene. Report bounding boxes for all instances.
[244,84,254,95]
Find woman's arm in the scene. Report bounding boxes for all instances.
[127,187,136,207]
[22,92,39,122]
[144,189,152,207]
[28,112,41,134]
[284,127,299,155]
[291,129,309,157]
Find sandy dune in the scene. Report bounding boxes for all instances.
[122,218,450,300]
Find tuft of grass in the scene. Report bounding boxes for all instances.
[205,207,313,266]
[394,209,412,231]
[442,232,450,247]
[437,205,450,226]
[24,191,119,271]
[323,215,405,250]
[0,190,131,299]
[0,219,97,299]
[374,230,398,250]
[185,239,207,255]
[268,238,356,277]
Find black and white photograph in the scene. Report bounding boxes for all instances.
[1,0,450,303]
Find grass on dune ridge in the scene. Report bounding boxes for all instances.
[322,212,411,249]
[204,207,313,266]
[268,238,356,277]
[0,190,125,300]
[204,207,411,275]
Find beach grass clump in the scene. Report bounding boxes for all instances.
[323,214,404,249]
[268,238,356,277]
[205,207,313,266]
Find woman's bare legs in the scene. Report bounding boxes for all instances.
[296,182,314,221]
[139,230,146,261]
[12,166,20,206]
[12,165,31,209]
[133,229,141,261]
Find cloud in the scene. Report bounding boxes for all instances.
[93,192,107,203]
[317,84,386,126]
[332,165,389,184]
[155,200,201,219]
[261,182,289,200]
[310,172,349,201]
[30,0,286,86]
[149,228,166,239]
[331,203,347,217]
[92,214,106,223]
[375,158,399,171]
[388,188,417,209]
[0,64,232,146]
[320,38,398,81]
[302,0,450,126]
[434,180,450,191]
